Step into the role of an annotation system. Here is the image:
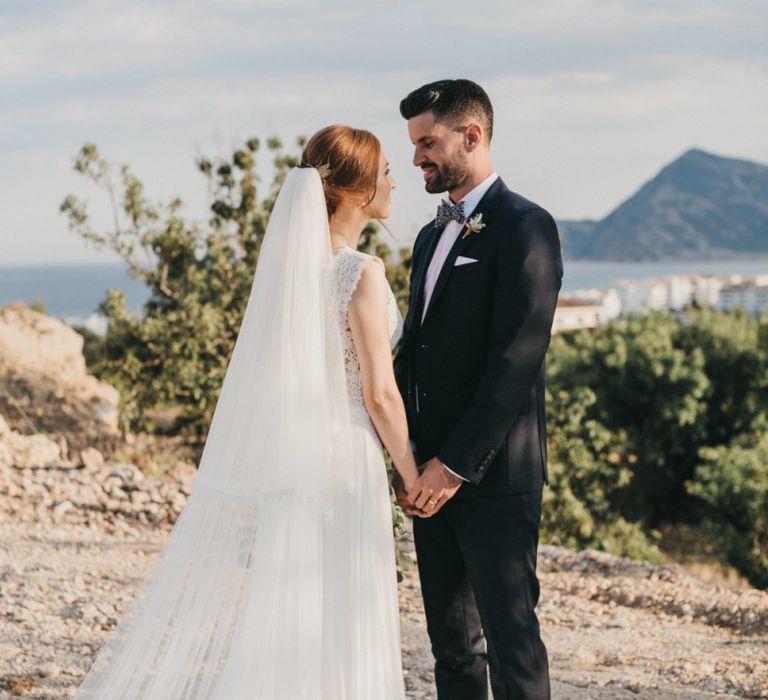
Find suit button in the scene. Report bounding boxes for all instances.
[420,343,430,348]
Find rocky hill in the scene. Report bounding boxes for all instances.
[559,149,768,261]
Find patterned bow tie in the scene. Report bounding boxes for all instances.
[435,199,466,229]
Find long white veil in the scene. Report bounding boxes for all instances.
[75,166,357,698]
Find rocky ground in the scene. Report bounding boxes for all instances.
[1,307,766,698]
[0,447,766,700]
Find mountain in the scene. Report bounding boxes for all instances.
[558,149,768,261]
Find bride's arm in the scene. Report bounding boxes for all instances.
[348,257,420,491]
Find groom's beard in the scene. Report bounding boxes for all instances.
[423,153,469,194]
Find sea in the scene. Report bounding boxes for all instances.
[1,259,767,333]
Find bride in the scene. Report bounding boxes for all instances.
[74,125,420,699]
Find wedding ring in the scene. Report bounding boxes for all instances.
[428,499,438,506]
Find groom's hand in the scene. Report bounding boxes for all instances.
[407,458,462,516]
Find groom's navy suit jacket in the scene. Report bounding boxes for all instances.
[394,177,563,499]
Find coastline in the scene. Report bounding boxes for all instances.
[3,259,768,327]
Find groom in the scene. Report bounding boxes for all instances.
[393,79,563,700]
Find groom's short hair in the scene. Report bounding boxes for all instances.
[399,79,494,142]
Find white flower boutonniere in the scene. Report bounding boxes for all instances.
[462,213,486,239]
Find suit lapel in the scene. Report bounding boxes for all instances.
[421,177,507,326]
[410,222,441,325]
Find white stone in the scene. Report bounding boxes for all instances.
[6,432,61,468]
[80,447,104,472]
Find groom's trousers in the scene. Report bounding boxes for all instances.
[412,489,550,700]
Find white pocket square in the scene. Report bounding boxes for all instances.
[454,256,479,266]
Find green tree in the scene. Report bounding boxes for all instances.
[675,306,768,444]
[541,383,660,561]
[547,312,710,524]
[546,308,768,581]
[61,138,304,436]
[688,432,768,588]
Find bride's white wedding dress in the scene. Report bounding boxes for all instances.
[215,246,406,699]
[73,168,407,699]
[318,245,406,697]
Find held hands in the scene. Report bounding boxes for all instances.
[397,458,462,517]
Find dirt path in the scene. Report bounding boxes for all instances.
[1,519,765,700]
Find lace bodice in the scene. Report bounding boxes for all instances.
[332,246,404,414]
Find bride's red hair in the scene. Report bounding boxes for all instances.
[300,125,381,218]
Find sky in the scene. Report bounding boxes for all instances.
[1,0,767,264]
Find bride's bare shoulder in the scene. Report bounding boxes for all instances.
[357,255,386,283]
[349,256,387,308]
[360,254,385,273]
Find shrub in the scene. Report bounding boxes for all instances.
[688,432,768,588]
[541,385,661,562]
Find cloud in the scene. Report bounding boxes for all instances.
[3,1,765,85]
[1,0,767,262]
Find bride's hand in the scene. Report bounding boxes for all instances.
[393,471,423,514]
[392,471,410,505]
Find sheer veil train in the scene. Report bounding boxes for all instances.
[74,166,358,698]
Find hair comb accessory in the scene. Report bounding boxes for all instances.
[298,161,332,182]
[316,162,332,181]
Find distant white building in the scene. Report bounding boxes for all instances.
[613,279,640,314]
[648,279,669,310]
[553,298,603,332]
[718,280,768,316]
[565,288,622,318]
[602,288,623,319]
[615,278,668,313]
[616,274,729,314]
[553,290,621,332]
[690,276,723,307]
[561,270,768,326]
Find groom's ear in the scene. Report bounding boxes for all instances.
[465,123,484,150]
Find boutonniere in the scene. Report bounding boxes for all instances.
[462,213,486,239]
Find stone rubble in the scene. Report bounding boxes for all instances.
[0,427,196,533]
